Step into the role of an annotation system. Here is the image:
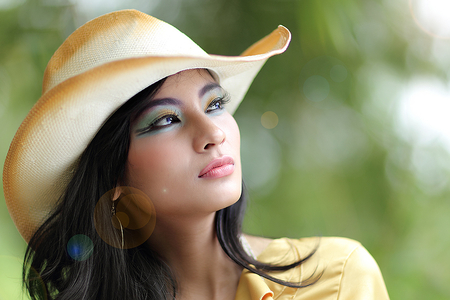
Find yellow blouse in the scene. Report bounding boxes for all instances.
[235,237,389,300]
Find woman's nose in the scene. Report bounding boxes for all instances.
[192,116,226,152]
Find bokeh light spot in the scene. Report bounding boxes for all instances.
[410,0,450,39]
[330,65,348,82]
[303,75,330,102]
[24,264,48,300]
[94,187,156,249]
[115,211,130,228]
[261,111,279,129]
[67,234,93,261]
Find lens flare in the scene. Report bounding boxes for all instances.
[303,75,330,102]
[299,56,350,105]
[94,187,156,249]
[409,0,450,39]
[261,111,279,129]
[67,234,94,261]
[330,65,348,83]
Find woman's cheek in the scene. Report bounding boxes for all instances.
[126,136,189,190]
[129,134,175,166]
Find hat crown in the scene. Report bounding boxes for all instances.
[43,9,207,94]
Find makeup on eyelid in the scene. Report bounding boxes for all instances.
[134,88,230,136]
[202,87,225,108]
[134,106,182,135]
[203,90,231,114]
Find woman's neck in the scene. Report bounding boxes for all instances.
[146,213,242,300]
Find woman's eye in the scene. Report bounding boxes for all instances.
[136,114,180,135]
[153,115,179,127]
[206,95,230,113]
[207,99,222,112]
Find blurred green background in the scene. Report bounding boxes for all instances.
[1,0,450,299]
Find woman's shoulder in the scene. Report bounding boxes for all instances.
[242,235,390,299]
[244,234,364,261]
[241,233,274,257]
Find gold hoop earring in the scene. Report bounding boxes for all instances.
[111,200,124,249]
[95,187,156,249]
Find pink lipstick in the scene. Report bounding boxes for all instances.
[199,156,235,178]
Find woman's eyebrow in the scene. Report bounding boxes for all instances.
[148,97,183,107]
[199,83,222,97]
[139,83,222,115]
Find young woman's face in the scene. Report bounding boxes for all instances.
[124,69,242,218]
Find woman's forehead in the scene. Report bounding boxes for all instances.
[169,69,216,83]
[155,69,218,96]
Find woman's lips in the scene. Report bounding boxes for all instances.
[199,156,235,178]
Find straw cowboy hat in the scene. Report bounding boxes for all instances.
[3,9,291,242]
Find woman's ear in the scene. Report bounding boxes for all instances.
[112,186,123,201]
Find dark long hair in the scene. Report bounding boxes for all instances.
[24,77,319,300]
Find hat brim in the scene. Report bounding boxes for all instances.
[3,25,290,242]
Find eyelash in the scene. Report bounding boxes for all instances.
[136,113,180,135]
[206,93,231,113]
[136,93,231,135]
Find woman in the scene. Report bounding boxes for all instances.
[3,9,389,300]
